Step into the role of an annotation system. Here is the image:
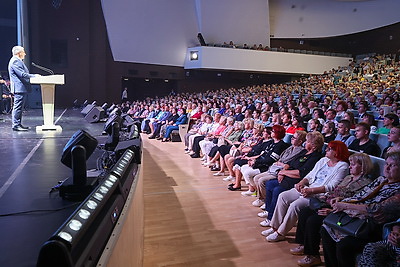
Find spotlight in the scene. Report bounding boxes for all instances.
[37,149,139,267]
[190,51,199,60]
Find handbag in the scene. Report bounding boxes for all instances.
[323,211,374,239]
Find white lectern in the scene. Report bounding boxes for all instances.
[30,75,65,131]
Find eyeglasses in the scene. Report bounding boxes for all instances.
[325,147,333,152]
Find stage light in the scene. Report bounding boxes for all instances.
[190,51,199,60]
[37,150,139,267]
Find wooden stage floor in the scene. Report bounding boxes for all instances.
[142,137,305,267]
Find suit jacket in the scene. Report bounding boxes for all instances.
[8,56,34,94]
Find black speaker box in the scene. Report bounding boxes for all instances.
[81,104,95,116]
[85,107,105,123]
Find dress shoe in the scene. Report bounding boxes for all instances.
[12,126,28,131]
[228,186,241,191]
[19,125,30,130]
[148,135,156,139]
[297,255,322,267]
[290,245,304,256]
[190,153,200,158]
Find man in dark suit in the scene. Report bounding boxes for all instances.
[8,46,37,131]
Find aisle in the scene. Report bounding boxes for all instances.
[141,137,300,267]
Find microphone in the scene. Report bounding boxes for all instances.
[31,62,54,75]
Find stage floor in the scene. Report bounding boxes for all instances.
[0,108,108,267]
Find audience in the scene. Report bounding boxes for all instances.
[124,52,400,267]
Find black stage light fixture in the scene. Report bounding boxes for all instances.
[197,32,206,46]
[61,130,98,168]
[37,149,139,267]
[58,130,99,201]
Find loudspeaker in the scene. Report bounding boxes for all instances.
[81,104,95,116]
[85,107,105,123]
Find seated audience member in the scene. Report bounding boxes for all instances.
[162,108,188,142]
[223,123,263,179]
[362,113,378,133]
[281,113,292,130]
[260,132,323,227]
[199,116,227,159]
[202,117,235,167]
[158,107,180,139]
[187,114,214,156]
[335,119,356,147]
[335,100,348,118]
[149,106,174,139]
[212,121,244,176]
[300,107,312,125]
[224,127,273,183]
[263,141,349,242]
[325,109,338,128]
[189,113,221,158]
[307,119,322,133]
[233,105,245,121]
[184,113,206,151]
[141,105,159,133]
[311,108,326,126]
[343,111,356,129]
[148,105,170,137]
[376,113,400,134]
[286,116,305,134]
[253,130,307,208]
[228,125,288,191]
[382,126,400,158]
[357,100,369,119]
[322,121,336,143]
[321,152,400,267]
[292,153,373,267]
[349,122,381,156]
[358,219,400,267]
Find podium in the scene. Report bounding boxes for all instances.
[30,75,65,131]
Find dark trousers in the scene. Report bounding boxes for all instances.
[321,226,367,267]
[295,207,324,256]
[264,179,286,220]
[12,93,26,127]
[192,135,205,154]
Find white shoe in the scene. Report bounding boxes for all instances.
[241,190,255,196]
[200,156,207,161]
[260,203,266,210]
[266,231,285,242]
[222,175,235,181]
[257,210,269,218]
[252,199,264,207]
[213,172,225,176]
[261,228,275,237]
[185,150,191,154]
[203,162,213,167]
[260,219,271,227]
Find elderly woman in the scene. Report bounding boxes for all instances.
[199,116,228,161]
[292,153,374,267]
[211,121,244,176]
[228,125,289,192]
[203,117,235,168]
[252,130,307,208]
[222,123,264,181]
[321,151,400,267]
[259,131,324,227]
[263,141,350,242]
